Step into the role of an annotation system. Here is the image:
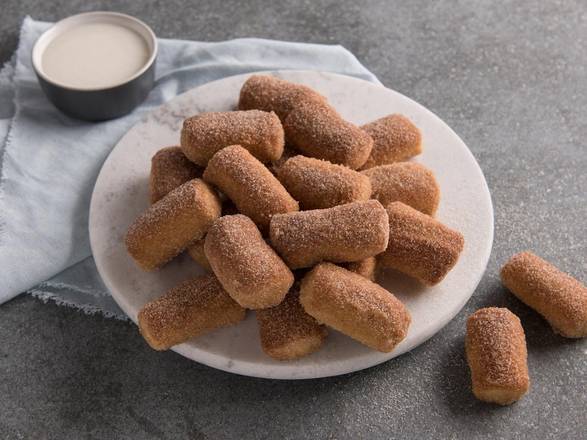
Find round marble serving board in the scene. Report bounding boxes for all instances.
[89,71,494,379]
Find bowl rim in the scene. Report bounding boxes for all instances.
[31,11,158,92]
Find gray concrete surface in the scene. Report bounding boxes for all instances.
[1,0,586,438]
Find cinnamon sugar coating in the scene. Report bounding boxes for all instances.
[149,146,203,204]
[238,75,327,121]
[203,145,299,231]
[186,200,239,271]
[269,200,389,269]
[283,103,373,170]
[300,263,410,352]
[277,155,371,209]
[186,239,211,271]
[360,114,422,169]
[256,287,327,360]
[378,202,464,285]
[362,162,440,216]
[204,215,294,309]
[465,307,529,405]
[501,251,587,338]
[343,257,377,281]
[125,179,221,271]
[138,274,246,350]
[180,110,284,166]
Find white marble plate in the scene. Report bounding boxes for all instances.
[89,71,493,379]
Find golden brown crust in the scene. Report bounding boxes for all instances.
[204,214,294,309]
[501,252,587,338]
[203,145,299,231]
[283,103,373,170]
[138,274,246,350]
[361,162,440,216]
[238,75,327,121]
[256,287,328,360]
[300,263,410,352]
[360,114,422,169]
[277,155,372,209]
[125,179,222,271]
[465,307,529,405]
[149,146,203,204]
[269,200,389,269]
[378,202,464,285]
[180,110,284,166]
[343,257,377,281]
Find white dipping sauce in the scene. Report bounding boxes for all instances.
[42,23,150,89]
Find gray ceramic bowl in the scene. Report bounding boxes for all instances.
[32,12,157,121]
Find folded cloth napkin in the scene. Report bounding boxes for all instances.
[0,17,380,319]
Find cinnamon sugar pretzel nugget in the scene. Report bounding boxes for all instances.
[203,145,299,231]
[378,202,463,285]
[204,215,294,309]
[180,110,284,166]
[277,155,371,209]
[362,162,440,216]
[125,179,221,271]
[149,146,203,204]
[465,307,529,405]
[501,252,587,338]
[300,263,410,352]
[256,287,328,360]
[360,114,422,169]
[138,274,245,350]
[283,103,373,170]
[269,200,389,269]
[238,75,327,121]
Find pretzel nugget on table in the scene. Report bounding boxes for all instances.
[466,307,530,405]
[501,251,587,338]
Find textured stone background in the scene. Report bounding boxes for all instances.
[0,1,585,439]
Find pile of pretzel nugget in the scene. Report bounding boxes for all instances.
[125,76,587,405]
